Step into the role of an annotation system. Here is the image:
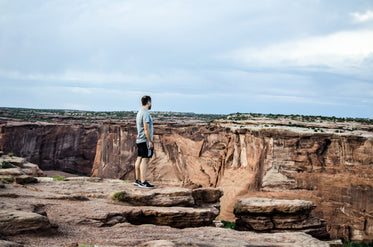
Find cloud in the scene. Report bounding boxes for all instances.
[225,29,373,76]
[70,87,92,94]
[1,0,373,117]
[350,10,373,23]
[63,103,90,110]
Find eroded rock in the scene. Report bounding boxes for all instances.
[234,198,316,215]
[126,206,219,228]
[234,198,329,240]
[112,187,195,207]
[0,210,53,236]
[0,168,24,176]
[14,175,38,185]
[192,187,223,205]
[0,240,23,247]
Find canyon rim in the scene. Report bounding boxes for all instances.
[1,109,372,242]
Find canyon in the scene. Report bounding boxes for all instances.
[1,114,372,242]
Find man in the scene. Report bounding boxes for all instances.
[134,95,155,188]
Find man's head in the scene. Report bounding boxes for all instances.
[141,95,152,110]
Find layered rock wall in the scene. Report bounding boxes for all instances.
[0,123,98,175]
[92,123,373,242]
[234,198,329,240]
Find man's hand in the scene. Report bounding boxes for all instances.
[148,141,154,150]
[144,122,153,149]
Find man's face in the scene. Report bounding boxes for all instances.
[148,101,152,110]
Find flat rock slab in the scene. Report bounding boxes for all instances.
[0,157,26,167]
[89,205,220,228]
[128,206,220,228]
[0,168,24,176]
[113,186,224,208]
[234,197,315,215]
[234,197,329,240]
[0,210,52,236]
[113,187,195,207]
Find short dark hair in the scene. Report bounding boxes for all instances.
[141,95,151,106]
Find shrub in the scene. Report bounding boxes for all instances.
[343,241,373,247]
[112,192,129,202]
[221,220,235,229]
[7,153,14,157]
[52,175,65,181]
[1,177,14,183]
[1,161,16,169]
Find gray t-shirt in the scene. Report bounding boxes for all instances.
[136,108,153,144]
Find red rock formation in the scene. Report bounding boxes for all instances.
[234,198,329,240]
[92,122,373,242]
[0,122,98,175]
[1,120,372,241]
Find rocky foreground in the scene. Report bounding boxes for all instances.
[0,177,334,247]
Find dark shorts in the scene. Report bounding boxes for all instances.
[137,142,153,158]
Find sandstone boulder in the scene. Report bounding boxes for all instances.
[0,168,24,176]
[0,210,53,236]
[234,198,315,215]
[126,206,220,228]
[112,187,195,207]
[0,156,27,167]
[192,187,223,205]
[112,187,224,209]
[234,198,329,240]
[14,175,38,185]
[21,163,45,177]
[88,206,220,228]
[0,240,23,247]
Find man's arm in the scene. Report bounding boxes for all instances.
[144,122,153,149]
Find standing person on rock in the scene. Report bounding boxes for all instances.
[134,95,155,188]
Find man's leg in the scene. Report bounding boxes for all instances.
[140,158,149,183]
[135,157,142,181]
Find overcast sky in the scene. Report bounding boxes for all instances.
[1,0,373,117]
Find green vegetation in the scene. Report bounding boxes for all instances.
[227,112,373,125]
[343,241,373,247]
[52,175,65,181]
[1,177,14,183]
[221,220,235,229]
[7,153,14,157]
[111,192,129,202]
[0,107,225,124]
[0,161,16,169]
[0,107,371,126]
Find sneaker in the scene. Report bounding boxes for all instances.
[138,181,155,189]
[133,180,142,187]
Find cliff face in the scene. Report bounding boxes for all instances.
[92,123,373,242]
[0,123,98,175]
[1,121,372,241]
